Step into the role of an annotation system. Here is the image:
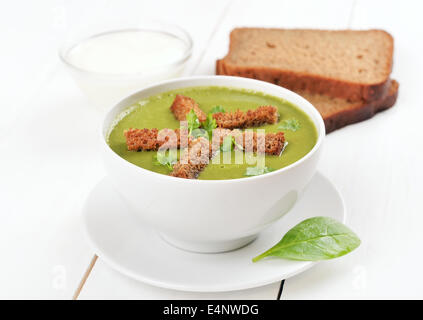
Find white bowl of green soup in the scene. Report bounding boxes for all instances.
[102,76,325,253]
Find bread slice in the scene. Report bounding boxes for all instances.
[216,28,394,102]
[299,79,399,133]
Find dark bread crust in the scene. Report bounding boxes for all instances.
[217,59,392,103]
[319,79,399,133]
[216,28,394,102]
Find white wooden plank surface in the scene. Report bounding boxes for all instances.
[0,0,98,298]
[79,259,281,300]
[194,0,355,75]
[1,0,422,299]
[283,0,423,300]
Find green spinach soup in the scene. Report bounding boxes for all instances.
[108,86,318,180]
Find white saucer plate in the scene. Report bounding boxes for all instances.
[83,172,346,292]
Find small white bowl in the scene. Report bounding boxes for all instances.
[60,21,192,110]
[101,76,325,253]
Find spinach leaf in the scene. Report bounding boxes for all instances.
[245,166,275,176]
[154,151,178,170]
[186,109,200,136]
[210,105,225,114]
[278,119,301,132]
[253,217,360,262]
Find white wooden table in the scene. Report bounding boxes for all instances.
[1,0,422,299]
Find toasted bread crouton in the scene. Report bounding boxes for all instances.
[210,128,233,152]
[125,127,285,156]
[213,110,247,129]
[170,137,212,179]
[211,128,285,155]
[263,132,285,155]
[124,128,188,151]
[170,130,285,179]
[213,106,279,129]
[211,128,285,156]
[124,128,160,151]
[241,131,285,155]
[246,106,279,127]
[170,94,207,122]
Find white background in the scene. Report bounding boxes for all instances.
[0,0,422,299]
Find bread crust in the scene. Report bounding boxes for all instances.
[322,80,399,133]
[217,59,392,103]
[216,28,394,102]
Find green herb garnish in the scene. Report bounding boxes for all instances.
[191,128,209,139]
[186,109,200,136]
[210,105,225,114]
[221,135,233,152]
[245,166,275,176]
[278,119,301,132]
[220,136,243,152]
[253,217,360,262]
[202,113,217,139]
[154,151,178,170]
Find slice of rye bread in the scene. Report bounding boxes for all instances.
[216,28,394,102]
[298,79,399,133]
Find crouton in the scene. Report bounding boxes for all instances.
[170,94,207,122]
[240,131,285,155]
[170,137,212,179]
[213,106,279,129]
[210,128,233,153]
[263,132,286,155]
[124,128,188,151]
[125,126,285,157]
[170,130,285,179]
[212,129,285,155]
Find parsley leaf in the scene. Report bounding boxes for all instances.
[191,128,209,139]
[220,136,243,152]
[210,105,225,114]
[154,151,178,170]
[202,113,217,139]
[245,166,275,176]
[278,119,301,132]
[186,109,200,136]
[221,135,233,152]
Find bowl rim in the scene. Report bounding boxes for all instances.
[101,75,325,184]
[59,22,193,78]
